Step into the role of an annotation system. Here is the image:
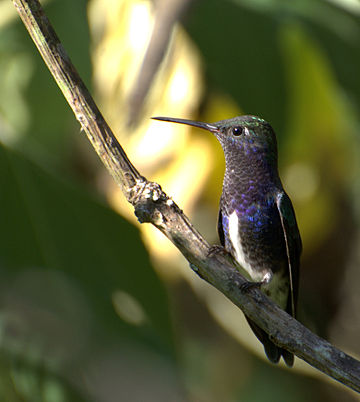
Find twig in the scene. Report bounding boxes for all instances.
[12,0,360,393]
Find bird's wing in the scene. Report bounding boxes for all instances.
[276,192,302,317]
[217,208,225,247]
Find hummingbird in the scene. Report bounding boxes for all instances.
[153,115,302,366]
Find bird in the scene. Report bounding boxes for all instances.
[152,115,302,366]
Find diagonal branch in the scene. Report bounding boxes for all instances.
[12,0,360,393]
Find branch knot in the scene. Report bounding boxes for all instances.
[131,180,172,225]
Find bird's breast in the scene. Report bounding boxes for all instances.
[221,196,287,281]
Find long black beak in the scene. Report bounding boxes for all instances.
[152,116,219,133]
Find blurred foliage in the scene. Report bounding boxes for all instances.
[1,0,360,401]
[0,143,179,400]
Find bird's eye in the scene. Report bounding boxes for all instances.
[232,126,243,136]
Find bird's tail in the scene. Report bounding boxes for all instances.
[245,316,294,367]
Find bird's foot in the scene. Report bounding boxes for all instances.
[240,271,272,291]
[239,280,263,292]
[207,245,229,258]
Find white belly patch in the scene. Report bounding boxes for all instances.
[228,210,264,282]
[229,211,252,276]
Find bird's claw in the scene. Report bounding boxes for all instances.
[207,245,229,258]
[239,280,263,292]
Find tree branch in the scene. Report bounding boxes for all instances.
[12,0,360,393]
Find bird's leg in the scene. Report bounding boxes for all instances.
[239,272,272,292]
[207,244,230,258]
[239,281,263,292]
